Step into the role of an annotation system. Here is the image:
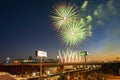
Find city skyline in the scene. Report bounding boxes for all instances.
[0,0,120,62]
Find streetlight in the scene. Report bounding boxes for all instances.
[6,57,10,64]
[80,51,88,67]
[47,71,50,80]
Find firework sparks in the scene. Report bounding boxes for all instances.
[81,0,88,9]
[59,49,81,63]
[51,2,79,30]
[50,1,93,63]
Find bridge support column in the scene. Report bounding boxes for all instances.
[43,66,48,74]
[58,65,64,72]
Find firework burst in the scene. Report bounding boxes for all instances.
[60,20,92,47]
[51,1,93,47]
[51,2,79,30]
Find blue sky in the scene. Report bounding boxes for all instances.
[0,0,120,61]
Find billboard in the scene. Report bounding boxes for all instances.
[35,50,47,57]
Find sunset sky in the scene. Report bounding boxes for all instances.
[0,0,120,62]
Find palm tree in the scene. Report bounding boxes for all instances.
[28,56,33,60]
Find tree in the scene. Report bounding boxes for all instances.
[28,56,33,60]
